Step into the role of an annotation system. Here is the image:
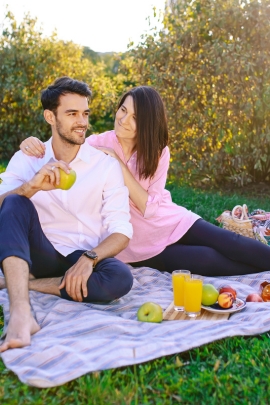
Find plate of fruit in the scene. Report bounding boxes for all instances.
[201,284,246,314]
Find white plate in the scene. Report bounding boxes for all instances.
[201,298,246,314]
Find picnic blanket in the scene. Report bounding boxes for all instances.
[1,266,270,388]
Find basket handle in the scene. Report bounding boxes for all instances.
[231,204,251,223]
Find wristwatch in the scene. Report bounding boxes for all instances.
[83,250,98,268]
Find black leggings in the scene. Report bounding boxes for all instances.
[130,219,270,276]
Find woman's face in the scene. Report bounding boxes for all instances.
[114,95,136,140]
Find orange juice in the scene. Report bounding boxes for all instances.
[184,278,203,317]
[172,270,191,310]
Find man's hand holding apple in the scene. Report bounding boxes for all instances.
[59,255,94,302]
[28,161,72,192]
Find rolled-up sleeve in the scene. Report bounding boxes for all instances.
[0,152,26,194]
[101,159,133,239]
[144,147,170,219]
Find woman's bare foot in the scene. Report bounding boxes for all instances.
[0,304,40,353]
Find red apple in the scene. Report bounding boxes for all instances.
[246,293,263,302]
[218,292,234,309]
[219,285,237,300]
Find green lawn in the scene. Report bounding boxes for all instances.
[1,183,270,404]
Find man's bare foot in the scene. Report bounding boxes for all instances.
[0,304,40,353]
[0,277,6,289]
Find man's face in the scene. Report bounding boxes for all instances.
[53,93,90,146]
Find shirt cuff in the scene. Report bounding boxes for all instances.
[107,224,133,239]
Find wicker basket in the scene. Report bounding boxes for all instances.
[216,204,255,239]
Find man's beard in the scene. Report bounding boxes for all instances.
[56,119,87,146]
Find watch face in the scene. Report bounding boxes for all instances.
[85,250,98,259]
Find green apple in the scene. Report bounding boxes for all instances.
[201,284,219,306]
[137,302,163,323]
[55,168,77,190]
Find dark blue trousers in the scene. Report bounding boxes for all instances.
[131,219,270,276]
[0,195,133,302]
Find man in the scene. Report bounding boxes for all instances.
[0,77,133,352]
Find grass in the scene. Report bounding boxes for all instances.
[1,183,270,404]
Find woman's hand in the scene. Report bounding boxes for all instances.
[20,137,46,158]
[95,146,149,215]
[95,146,120,161]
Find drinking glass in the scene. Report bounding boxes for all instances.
[172,270,191,311]
[184,274,203,317]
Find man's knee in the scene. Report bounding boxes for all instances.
[1,195,34,213]
[111,260,133,299]
[92,258,133,302]
[60,258,133,303]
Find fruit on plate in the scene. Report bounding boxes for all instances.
[218,292,234,309]
[137,302,163,323]
[262,284,270,302]
[55,168,77,190]
[260,281,270,291]
[219,285,237,301]
[246,293,263,302]
[201,284,219,306]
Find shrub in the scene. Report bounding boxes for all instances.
[127,0,270,186]
[0,12,127,159]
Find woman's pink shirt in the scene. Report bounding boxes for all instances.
[88,131,200,263]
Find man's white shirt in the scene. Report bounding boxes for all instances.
[0,139,133,256]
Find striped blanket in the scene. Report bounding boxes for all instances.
[1,266,270,388]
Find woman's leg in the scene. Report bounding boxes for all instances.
[130,244,260,276]
[131,219,270,276]
[180,219,270,270]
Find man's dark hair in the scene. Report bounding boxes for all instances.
[41,76,92,114]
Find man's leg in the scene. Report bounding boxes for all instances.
[1,255,133,302]
[60,255,133,302]
[0,195,70,352]
[0,257,40,352]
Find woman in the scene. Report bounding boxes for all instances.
[20,86,270,276]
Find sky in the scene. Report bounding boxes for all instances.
[0,0,166,53]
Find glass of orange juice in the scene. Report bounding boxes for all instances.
[172,270,191,311]
[184,274,203,317]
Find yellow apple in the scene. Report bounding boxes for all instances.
[201,284,219,306]
[137,302,163,323]
[55,168,77,190]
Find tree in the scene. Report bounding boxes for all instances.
[128,0,270,186]
[0,12,127,159]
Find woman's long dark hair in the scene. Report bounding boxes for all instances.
[116,86,168,179]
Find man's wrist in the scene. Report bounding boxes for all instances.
[19,181,38,198]
[83,250,99,268]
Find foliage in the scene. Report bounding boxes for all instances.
[128,0,270,187]
[83,48,121,75]
[0,12,128,159]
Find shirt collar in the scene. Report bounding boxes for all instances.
[44,137,97,165]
